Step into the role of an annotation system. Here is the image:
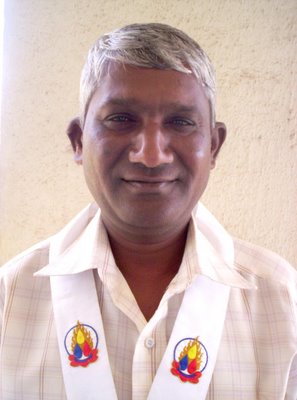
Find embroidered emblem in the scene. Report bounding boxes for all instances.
[171,337,208,383]
[64,321,99,367]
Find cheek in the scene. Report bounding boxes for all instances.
[179,134,212,169]
[83,135,115,165]
[82,136,128,191]
[194,147,209,159]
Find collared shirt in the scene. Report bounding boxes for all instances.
[0,203,296,399]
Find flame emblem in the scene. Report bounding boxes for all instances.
[171,337,208,383]
[64,321,99,367]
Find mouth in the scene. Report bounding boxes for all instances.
[122,178,178,193]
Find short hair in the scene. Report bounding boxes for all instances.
[80,23,216,127]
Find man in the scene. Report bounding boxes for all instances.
[0,23,296,399]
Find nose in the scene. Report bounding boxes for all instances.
[128,123,174,168]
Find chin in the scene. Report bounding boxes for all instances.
[119,207,186,233]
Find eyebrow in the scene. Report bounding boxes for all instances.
[100,97,199,114]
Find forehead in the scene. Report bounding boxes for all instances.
[88,62,210,116]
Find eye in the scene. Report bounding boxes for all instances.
[165,116,196,134]
[103,113,138,131]
[106,113,134,122]
[171,118,195,126]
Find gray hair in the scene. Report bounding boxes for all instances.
[80,23,216,126]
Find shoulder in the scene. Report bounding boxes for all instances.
[0,239,51,284]
[233,237,297,289]
[0,203,99,283]
[0,239,51,326]
[231,239,297,347]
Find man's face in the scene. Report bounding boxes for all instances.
[79,63,225,239]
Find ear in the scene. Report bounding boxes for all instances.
[210,122,227,169]
[66,117,83,165]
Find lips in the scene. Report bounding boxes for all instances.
[122,177,178,193]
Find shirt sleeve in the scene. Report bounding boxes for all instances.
[0,268,5,344]
[286,353,297,399]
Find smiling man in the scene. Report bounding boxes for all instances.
[0,23,296,399]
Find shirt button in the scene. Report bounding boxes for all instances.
[145,337,155,349]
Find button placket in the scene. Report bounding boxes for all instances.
[145,337,155,349]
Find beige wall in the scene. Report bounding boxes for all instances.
[1,0,296,266]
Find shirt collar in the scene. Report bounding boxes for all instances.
[161,204,255,303]
[35,203,255,290]
[35,204,103,276]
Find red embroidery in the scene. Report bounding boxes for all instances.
[171,337,208,384]
[171,360,202,383]
[69,348,99,367]
[64,321,99,367]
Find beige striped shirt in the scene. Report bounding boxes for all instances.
[0,203,296,399]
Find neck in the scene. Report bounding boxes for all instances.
[105,221,189,321]
[108,225,188,275]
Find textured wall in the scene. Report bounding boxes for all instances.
[1,0,296,265]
